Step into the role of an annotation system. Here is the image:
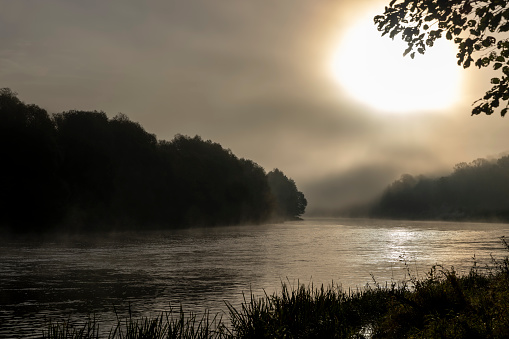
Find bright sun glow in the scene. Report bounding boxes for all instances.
[331,14,462,113]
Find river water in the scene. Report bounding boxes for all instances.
[1,218,509,337]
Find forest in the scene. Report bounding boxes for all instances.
[0,88,306,233]
[370,156,509,222]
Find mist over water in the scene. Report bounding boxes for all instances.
[1,218,509,337]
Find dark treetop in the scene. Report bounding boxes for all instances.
[370,155,509,221]
[0,88,306,233]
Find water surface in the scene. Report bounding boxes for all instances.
[1,218,508,337]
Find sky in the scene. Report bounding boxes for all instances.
[2,0,509,214]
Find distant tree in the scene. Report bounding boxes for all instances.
[371,155,509,221]
[238,158,274,223]
[371,174,434,219]
[53,110,115,227]
[0,88,309,232]
[108,113,160,225]
[267,169,307,220]
[374,0,509,116]
[0,88,64,231]
[166,135,274,226]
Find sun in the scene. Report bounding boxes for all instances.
[330,13,462,113]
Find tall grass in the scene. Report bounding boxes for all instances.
[44,239,509,338]
[225,283,392,338]
[43,307,229,339]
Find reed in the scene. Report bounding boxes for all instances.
[43,306,229,339]
[44,316,100,339]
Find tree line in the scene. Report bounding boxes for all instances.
[370,156,509,221]
[0,88,306,233]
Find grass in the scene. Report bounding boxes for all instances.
[44,239,509,338]
[44,306,229,339]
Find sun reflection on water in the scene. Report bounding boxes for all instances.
[1,218,508,337]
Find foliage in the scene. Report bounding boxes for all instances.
[371,155,509,221]
[43,307,229,339]
[267,169,307,220]
[0,89,306,232]
[374,0,509,116]
[0,88,65,231]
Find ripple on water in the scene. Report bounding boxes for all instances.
[1,218,509,337]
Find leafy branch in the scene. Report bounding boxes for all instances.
[375,0,509,115]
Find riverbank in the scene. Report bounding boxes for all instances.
[44,239,509,338]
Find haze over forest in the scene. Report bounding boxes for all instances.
[2,0,509,218]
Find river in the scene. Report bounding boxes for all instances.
[1,218,509,337]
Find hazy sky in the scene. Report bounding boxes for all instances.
[2,0,509,213]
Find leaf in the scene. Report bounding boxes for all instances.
[499,22,509,32]
[482,38,492,47]
[489,13,502,32]
[446,31,452,40]
[502,108,508,117]
[491,77,500,84]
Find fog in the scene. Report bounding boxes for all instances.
[2,0,509,214]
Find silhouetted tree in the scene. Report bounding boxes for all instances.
[238,158,274,223]
[107,113,161,227]
[165,135,274,226]
[267,169,307,220]
[0,88,307,232]
[371,155,509,221]
[375,0,509,116]
[0,88,64,231]
[53,110,115,227]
